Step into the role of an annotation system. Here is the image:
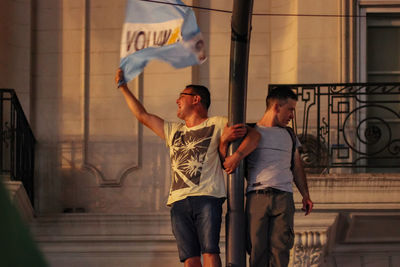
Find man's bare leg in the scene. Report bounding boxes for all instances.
[184,256,202,267]
[203,253,221,267]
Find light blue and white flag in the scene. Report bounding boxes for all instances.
[119,0,206,84]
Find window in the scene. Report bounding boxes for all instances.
[359,7,400,172]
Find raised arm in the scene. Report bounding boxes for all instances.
[116,69,165,139]
[292,150,313,215]
[222,126,260,174]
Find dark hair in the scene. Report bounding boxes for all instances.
[266,85,298,109]
[185,84,211,110]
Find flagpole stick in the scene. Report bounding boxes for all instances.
[226,0,254,266]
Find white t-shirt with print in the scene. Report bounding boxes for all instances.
[164,116,227,205]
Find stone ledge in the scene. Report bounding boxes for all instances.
[324,211,400,266]
[32,211,337,238]
[31,210,400,267]
[31,212,337,256]
[336,212,400,243]
[3,180,34,222]
[294,173,400,209]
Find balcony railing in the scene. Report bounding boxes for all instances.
[0,89,35,205]
[269,83,400,173]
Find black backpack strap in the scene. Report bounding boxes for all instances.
[285,127,297,172]
[244,123,257,179]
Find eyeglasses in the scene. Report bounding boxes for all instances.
[179,92,197,98]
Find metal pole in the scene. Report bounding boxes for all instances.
[226,0,253,266]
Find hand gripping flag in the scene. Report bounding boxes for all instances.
[119,0,206,84]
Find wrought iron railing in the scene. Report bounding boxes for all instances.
[0,89,35,205]
[269,83,400,173]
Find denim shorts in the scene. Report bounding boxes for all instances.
[170,196,224,262]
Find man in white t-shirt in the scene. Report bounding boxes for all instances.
[115,69,259,267]
[224,86,313,267]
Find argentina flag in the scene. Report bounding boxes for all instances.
[119,0,206,83]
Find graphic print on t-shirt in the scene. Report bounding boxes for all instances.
[170,125,215,191]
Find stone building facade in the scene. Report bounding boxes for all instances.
[1,0,400,266]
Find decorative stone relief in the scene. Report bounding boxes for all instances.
[292,231,326,267]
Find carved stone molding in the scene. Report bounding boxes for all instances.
[293,231,326,267]
[290,212,338,267]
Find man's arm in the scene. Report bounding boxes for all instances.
[292,150,313,215]
[222,126,260,174]
[116,69,165,139]
[219,124,248,161]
